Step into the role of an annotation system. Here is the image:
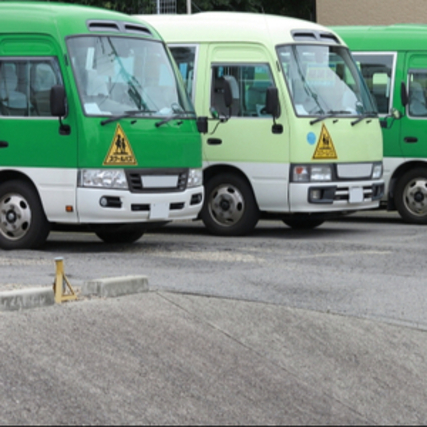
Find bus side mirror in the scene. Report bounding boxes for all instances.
[50,85,71,135]
[196,116,208,134]
[265,86,279,117]
[265,87,283,134]
[50,85,66,117]
[401,81,408,107]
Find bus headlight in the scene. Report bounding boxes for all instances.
[372,162,383,179]
[79,169,128,189]
[311,165,332,181]
[187,168,203,188]
[292,165,332,182]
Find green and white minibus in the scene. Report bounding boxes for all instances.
[136,12,385,236]
[0,2,204,249]
[333,24,427,224]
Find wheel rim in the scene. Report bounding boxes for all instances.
[208,183,245,227]
[0,193,32,241]
[403,177,427,217]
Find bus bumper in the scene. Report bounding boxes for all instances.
[76,186,204,223]
[289,180,385,212]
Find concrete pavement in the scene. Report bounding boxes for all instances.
[0,289,426,424]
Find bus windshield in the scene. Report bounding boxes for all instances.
[67,36,195,117]
[277,44,376,117]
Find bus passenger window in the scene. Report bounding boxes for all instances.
[408,74,427,117]
[31,62,60,116]
[0,60,62,117]
[169,46,197,101]
[210,64,275,118]
[352,53,395,115]
[0,63,28,116]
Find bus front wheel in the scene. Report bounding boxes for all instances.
[0,180,50,250]
[395,168,427,224]
[201,173,259,236]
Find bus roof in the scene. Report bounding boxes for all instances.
[135,12,345,47]
[0,2,161,41]
[332,24,427,51]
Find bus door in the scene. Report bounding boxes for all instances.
[205,45,290,212]
[0,54,78,208]
[0,37,78,166]
[352,52,402,158]
[401,53,427,158]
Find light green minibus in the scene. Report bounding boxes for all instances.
[0,2,204,249]
[136,12,384,236]
[333,24,427,224]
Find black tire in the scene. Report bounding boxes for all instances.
[0,180,50,250]
[395,168,427,224]
[283,217,325,229]
[201,173,259,236]
[95,225,144,244]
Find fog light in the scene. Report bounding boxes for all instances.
[311,189,322,200]
[190,193,203,205]
[99,196,122,208]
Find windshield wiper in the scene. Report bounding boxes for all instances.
[106,38,149,112]
[100,110,154,126]
[155,113,184,128]
[351,112,378,126]
[155,106,195,128]
[309,114,331,125]
[309,110,351,125]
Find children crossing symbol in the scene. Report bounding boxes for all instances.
[103,124,137,166]
[312,124,338,160]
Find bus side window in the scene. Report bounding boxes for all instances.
[210,64,276,118]
[31,62,59,116]
[0,62,28,116]
[211,67,240,117]
[0,59,62,117]
[169,46,197,101]
[353,53,395,115]
[372,73,390,114]
[408,72,427,117]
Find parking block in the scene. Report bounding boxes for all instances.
[0,287,55,311]
[81,275,149,298]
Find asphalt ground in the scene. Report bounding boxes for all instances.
[1,210,427,424]
[1,291,427,425]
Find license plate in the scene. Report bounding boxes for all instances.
[349,186,364,203]
[141,175,178,188]
[150,202,169,220]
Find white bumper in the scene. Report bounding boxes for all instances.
[289,179,385,212]
[76,186,204,223]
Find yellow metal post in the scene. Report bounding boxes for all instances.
[53,257,77,304]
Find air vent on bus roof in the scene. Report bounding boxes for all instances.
[88,21,120,32]
[292,32,317,42]
[292,30,340,44]
[87,20,152,36]
[319,33,340,44]
[124,23,152,35]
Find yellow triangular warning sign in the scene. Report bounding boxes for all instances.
[312,124,337,160]
[103,124,137,166]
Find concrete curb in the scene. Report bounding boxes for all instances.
[0,287,55,312]
[0,275,149,312]
[81,275,149,298]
